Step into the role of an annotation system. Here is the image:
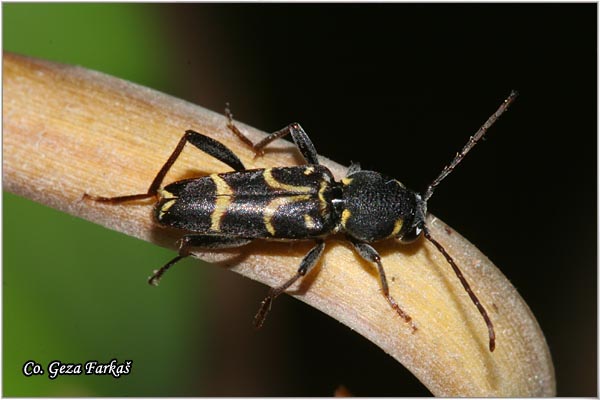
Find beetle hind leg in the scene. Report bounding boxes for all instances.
[84,130,246,204]
[149,234,253,286]
[82,192,156,204]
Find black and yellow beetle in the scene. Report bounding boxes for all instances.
[85,91,518,352]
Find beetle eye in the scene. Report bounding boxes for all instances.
[399,225,423,243]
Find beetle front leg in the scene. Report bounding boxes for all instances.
[149,234,253,286]
[254,240,325,328]
[350,240,417,332]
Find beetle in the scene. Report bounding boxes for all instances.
[84,91,518,352]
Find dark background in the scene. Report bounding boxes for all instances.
[5,4,596,396]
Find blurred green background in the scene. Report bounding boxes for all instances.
[3,4,211,396]
[3,3,596,396]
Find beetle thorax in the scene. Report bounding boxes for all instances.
[338,170,423,242]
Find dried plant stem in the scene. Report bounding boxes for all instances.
[3,52,555,396]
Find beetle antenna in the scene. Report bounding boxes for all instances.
[423,90,518,202]
[423,227,496,351]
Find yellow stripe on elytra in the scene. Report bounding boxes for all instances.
[263,195,311,236]
[210,174,234,231]
[303,166,315,175]
[318,180,329,212]
[158,199,177,219]
[304,214,316,230]
[159,189,176,199]
[157,189,178,219]
[264,168,313,193]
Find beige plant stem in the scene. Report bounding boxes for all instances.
[3,52,555,396]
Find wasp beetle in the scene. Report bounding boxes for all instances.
[85,91,518,352]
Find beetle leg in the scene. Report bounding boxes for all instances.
[148,234,253,286]
[225,103,257,153]
[84,130,245,204]
[346,161,362,176]
[182,130,246,172]
[255,123,320,165]
[225,105,320,165]
[350,240,417,332]
[254,240,325,328]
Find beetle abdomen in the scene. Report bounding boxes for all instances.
[156,165,338,239]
